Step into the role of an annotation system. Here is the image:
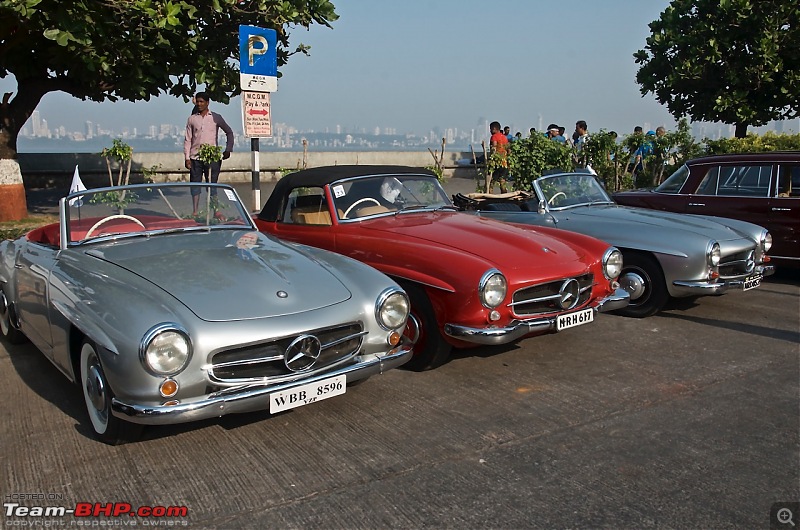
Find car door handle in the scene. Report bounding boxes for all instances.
[14,264,23,269]
[688,202,705,207]
[771,207,791,211]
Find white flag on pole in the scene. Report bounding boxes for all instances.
[68,165,86,206]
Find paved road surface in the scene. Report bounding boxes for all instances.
[1,273,797,527]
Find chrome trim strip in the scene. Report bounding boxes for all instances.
[507,279,593,307]
[208,330,368,383]
[111,343,414,425]
[322,330,369,349]
[445,288,629,345]
[206,351,361,385]
[672,265,774,294]
[211,354,286,369]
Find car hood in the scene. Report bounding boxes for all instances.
[554,204,753,243]
[358,211,589,270]
[83,230,352,321]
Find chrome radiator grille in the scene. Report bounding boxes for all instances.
[210,322,365,382]
[719,250,756,279]
[510,274,594,316]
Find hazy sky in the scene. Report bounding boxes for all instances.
[1,0,678,137]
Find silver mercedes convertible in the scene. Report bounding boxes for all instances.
[454,171,774,317]
[0,182,412,444]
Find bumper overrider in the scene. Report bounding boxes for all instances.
[443,287,630,346]
[672,264,775,295]
[112,343,414,425]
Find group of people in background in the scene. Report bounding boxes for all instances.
[489,119,595,192]
[489,119,669,190]
[493,119,605,150]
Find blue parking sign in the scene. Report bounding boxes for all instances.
[239,26,277,76]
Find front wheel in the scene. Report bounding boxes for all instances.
[614,252,669,318]
[399,283,452,371]
[79,340,142,445]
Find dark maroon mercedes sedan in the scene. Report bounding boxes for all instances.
[613,152,800,267]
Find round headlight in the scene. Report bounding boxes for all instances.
[707,241,721,267]
[376,289,409,330]
[140,324,192,376]
[480,270,507,309]
[603,248,624,279]
[762,231,772,253]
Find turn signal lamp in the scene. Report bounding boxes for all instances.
[388,331,401,346]
[159,378,179,398]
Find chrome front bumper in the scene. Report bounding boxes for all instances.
[112,344,413,425]
[443,287,630,346]
[672,265,775,296]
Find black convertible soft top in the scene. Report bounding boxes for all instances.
[258,165,436,221]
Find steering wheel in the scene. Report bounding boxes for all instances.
[343,198,382,218]
[85,215,146,238]
[548,192,567,205]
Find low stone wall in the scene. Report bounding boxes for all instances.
[18,151,483,187]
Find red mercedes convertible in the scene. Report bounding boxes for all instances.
[255,166,629,370]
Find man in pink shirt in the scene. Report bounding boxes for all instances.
[183,92,235,214]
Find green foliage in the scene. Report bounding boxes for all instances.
[0,0,339,153]
[621,127,800,189]
[100,138,133,187]
[89,190,138,210]
[99,138,132,162]
[197,143,222,163]
[490,118,798,193]
[425,165,444,182]
[704,131,800,154]
[507,134,573,191]
[0,214,58,241]
[634,0,800,137]
[141,164,162,183]
[278,167,299,178]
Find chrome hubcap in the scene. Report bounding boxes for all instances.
[86,363,107,413]
[619,271,647,301]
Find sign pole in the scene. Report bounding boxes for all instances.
[239,25,277,212]
[251,137,260,212]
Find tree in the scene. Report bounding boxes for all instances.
[0,0,337,219]
[634,0,800,138]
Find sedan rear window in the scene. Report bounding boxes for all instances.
[698,165,772,197]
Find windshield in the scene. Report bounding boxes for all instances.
[63,183,252,246]
[534,173,612,209]
[330,175,453,220]
[656,165,690,193]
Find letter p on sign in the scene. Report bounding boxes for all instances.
[248,35,268,67]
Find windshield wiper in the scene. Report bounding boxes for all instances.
[395,204,430,214]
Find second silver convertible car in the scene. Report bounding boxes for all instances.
[0,182,412,444]
[454,171,774,317]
